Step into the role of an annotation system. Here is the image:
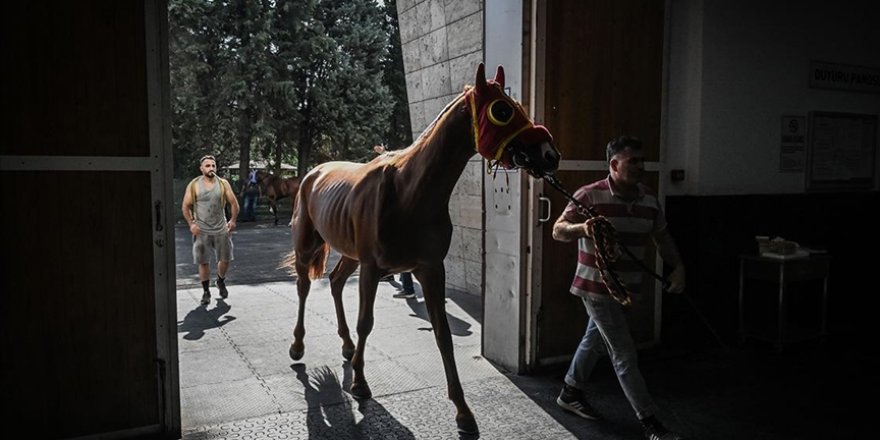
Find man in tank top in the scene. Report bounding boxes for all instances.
[182,155,240,305]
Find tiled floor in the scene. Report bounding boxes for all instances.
[175,222,874,439]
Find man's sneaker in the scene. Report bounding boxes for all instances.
[393,290,416,299]
[556,384,602,420]
[201,291,211,305]
[642,416,687,440]
[217,277,229,299]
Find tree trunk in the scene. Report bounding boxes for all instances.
[297,105,312,178]
[237,114,252,188]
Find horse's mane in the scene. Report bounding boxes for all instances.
[382,86,472,169]
[413,86,471,146]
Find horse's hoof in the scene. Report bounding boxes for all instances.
[350,382,372,400]
[289,344,304,361]
[341,347,355,361]
[456,415,479,435]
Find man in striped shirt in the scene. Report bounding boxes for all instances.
[551,136,687,440]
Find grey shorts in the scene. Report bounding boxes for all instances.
[192,232,234,264]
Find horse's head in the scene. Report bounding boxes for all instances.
[254,169,270,185]
[468,63,560,177]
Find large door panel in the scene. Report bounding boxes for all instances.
[529,0,665,368]
[543,0,664,163]
[0,1,178,438]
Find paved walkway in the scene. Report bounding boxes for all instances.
[175,222,871,439]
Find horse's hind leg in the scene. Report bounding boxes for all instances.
[289,208,323,361]
[270,199,279,225]
[328,256,358,360]
[289,254,312,361]
[415,264,478,435]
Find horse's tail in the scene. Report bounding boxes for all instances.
[280,243,329,281]
[308,243,330,280]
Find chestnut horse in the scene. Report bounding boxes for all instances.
[284,64,560,435]
[255,170,300,225]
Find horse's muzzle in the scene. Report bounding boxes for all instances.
[509,141,560,178]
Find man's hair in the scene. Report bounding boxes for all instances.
[199,155,216,165]
[606,136,643,163]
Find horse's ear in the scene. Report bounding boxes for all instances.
[475,62,488,95]
[494,65,505,88]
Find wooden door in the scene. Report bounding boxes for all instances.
[529,0,665,367]
[0,1,179,438]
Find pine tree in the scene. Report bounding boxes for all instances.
[170,0,400,179]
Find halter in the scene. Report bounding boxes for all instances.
[466,64,553,172]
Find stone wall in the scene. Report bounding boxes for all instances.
[397,0,484,295]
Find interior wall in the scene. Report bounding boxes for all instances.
[663,0,880,349]
[666,0,880,196]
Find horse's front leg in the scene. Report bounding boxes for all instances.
[328,256,358,361]
[415,264,478,435]
[349,265,379,400]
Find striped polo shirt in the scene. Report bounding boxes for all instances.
[562,176,667,298]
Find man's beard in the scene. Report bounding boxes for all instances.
[206,171,216,178]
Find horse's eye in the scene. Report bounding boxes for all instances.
[487,99,514,126]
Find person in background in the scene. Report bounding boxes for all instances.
[551,136,688,440]
[241,168,261,222]
[182,155,240,305]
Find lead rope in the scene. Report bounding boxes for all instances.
[543,175,669,306]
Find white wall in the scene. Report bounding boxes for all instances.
[666,0,880,196]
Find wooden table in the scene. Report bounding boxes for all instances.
[738,254,830,351]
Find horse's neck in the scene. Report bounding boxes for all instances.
[398,98,475,204]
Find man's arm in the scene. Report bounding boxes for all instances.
[552,214,588,242]
[653,227,686,293]
[182,182,200,235]
[224,179,240,230]
[552,213,613,243]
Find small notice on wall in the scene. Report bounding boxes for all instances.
[780,115,806,172]
[806,111,878,191]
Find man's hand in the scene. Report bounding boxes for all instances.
[665,265,686,293]
[227,220,236,232]
[582,216,612,238]
[189,223,201,237]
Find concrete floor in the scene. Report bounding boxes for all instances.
[175,221,873,439]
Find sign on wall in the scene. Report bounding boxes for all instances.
[780,115,806,172]
[809,61,880,94]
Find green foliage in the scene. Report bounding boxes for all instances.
[169,0,407,179]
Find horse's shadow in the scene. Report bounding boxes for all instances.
[384,279,473,336]
[176,299,236,340]
[406,298,473,337]
[292,363,422,439]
